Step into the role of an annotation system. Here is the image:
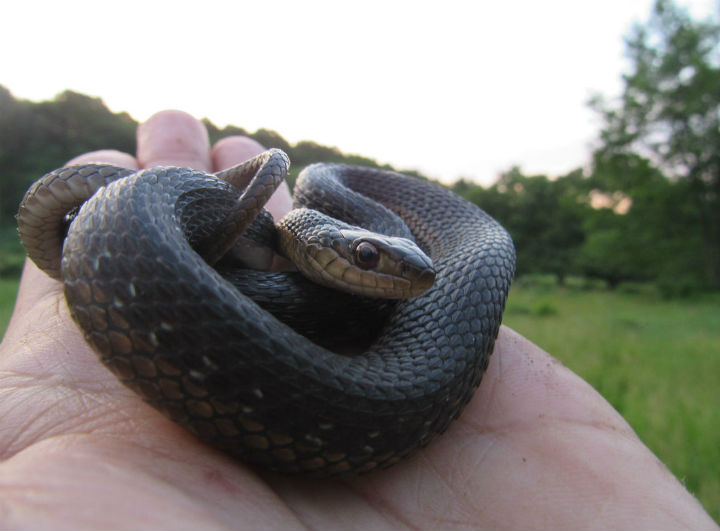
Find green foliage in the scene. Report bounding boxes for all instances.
[583,149,710,293]
[591,0,720,287]
[454,154,711,293]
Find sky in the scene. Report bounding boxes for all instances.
[2,0,718,185]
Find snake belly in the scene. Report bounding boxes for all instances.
[25,155,516,476]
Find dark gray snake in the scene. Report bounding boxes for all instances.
[17,149,515,476]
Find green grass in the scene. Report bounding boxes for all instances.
[0,278,18,337]
[0,274,718,521]
[504,281,720,522]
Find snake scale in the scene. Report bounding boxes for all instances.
[17,149,516,476]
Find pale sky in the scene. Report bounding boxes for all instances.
[2,0,717,184]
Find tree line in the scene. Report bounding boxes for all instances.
[1,0,717,296]
[0,85,390,225]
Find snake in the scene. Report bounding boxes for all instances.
[17,149,516,476]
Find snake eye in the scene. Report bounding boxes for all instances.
[355,241,379,270]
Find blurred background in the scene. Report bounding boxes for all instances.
[1,0,718,520]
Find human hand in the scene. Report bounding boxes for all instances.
[1,110,715,529]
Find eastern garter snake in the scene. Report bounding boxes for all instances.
[17,149,516,476]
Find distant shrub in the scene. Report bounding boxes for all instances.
[533,300,558,316]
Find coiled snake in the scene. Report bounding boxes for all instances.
[17,149,515,476]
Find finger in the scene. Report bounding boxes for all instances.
[66,149,138,169]
[137,110,212,170]
[212,136,293,220]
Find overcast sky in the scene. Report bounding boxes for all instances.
[2,0,717,184]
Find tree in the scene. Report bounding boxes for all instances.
[582,151,708,294]
[591,0,720,287]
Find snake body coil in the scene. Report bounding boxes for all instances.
[18,150,515,476]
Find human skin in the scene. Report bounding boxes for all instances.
[0,110,716,530]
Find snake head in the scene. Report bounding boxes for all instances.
[277,208,435,298]
[306,227,435,298]
[335,229,435,298]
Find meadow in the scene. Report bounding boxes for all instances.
[1,274,718,521]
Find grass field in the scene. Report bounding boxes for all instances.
[1,276,718,521]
